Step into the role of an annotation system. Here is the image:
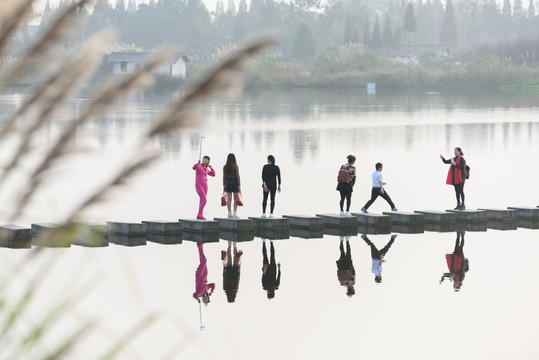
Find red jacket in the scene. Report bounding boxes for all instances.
[445,156,465,185]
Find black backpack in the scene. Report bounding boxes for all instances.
[465,165,470,179]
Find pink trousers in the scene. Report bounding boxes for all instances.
[195,182,208,217]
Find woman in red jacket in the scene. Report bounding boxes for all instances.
[440,147,467,210]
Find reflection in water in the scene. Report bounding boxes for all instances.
[193,243,215,305]
[261,239,281,299]
[361,234,398,283]
[221,241,243,303]
[336,236,355,297]
[440,230,469,291]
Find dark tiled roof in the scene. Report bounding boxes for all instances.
[108,52,190,63]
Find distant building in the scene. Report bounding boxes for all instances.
[107,52,190,78]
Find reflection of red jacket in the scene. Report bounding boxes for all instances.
[445,254,464,283]
[445,156,465,185]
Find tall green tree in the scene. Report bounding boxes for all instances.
[439,0,458,46]
[402,2,417,53]
[362,16,371,46]
[371,15,382,48]
[382,13,394,47]
[343,14,359,44]
[528,0,535,17]
[292,21,316,60]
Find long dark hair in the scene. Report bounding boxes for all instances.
[267,155,275,165]
[455,147,464,156]
[224,153,237,177]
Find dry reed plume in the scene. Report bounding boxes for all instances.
[0,1,277,358]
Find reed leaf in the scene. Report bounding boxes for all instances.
[147,35,279,138]
[5,0,92,86]
[0,0,34,61]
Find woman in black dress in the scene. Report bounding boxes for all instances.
[223,153,241,218]
[261,155,281,218]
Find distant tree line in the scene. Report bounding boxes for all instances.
[34,0,539,65]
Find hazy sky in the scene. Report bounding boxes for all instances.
[34,0,221,14]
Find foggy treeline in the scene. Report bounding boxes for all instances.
[27,0,537,64]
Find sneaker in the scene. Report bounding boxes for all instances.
[340,211,345,216]
[269,214,274,218]
[361,208,368,214]
[261,213,266,218]
[345,211,352,217]
[391,207,398,212]
[361,234,368,241]
[391,234,398,240]
[197,215,206,220]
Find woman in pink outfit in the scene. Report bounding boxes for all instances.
[193,242,215,304]
[193,155,215,220]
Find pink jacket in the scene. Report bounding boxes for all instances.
[193,163,216,185]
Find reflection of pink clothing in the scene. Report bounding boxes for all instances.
[193,163,215,217]
[193,243,215,299]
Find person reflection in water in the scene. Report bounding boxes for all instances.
[193,242,215,305]
[440,230,469,291]
[336,236,355,297]
[361,234,397,283]
[222,241,243,303]
[261,238,281,299]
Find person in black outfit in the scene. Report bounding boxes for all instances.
[336,236,355,297]
[261,155,281,218]
[261,239,281,299]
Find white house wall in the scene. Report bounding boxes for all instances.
[112,62,137,74]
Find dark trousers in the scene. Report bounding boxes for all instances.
[336,241,353,269]
[262,185,277,213]
[362,235,395,259]
[454,184,465,205]
[339,189,352,211]
[363,188,395,210]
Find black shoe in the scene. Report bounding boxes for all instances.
[454,204,461,210]
[460,204,466,210]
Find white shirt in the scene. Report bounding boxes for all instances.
[372,171,383,188]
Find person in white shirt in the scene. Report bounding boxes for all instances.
[361,162,398,213]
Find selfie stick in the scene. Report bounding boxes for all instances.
[198,135,206,161]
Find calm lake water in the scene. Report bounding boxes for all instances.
[1,88,539,359]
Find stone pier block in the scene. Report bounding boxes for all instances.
[507,207,539,220]
[248,217,290,231]
[107,222,146,236]
[182,231,219,243]
[0,224,31,248]
[315,213,357,228]
[219,230,255,242]
[479,208,518,222]
[0,224,31,241]
[31,223,70,247]
[487,221,517,231]
[517,220,539,229]
[446,209,487,222]
[254,228,290,240]
[457,222,487,232]
[109,234,146,247]
[146,233,182,245]
[282,215,324,230]
[424,223,456,233]
[214,218,254,232]
[391,224,425,234]
[382,211,424,226]
[289,227,324,239]
[180,219,219,233]
[72,223,108,247]
[358,225,391,235]
[142,220,182,235]
[352,213,391,227]
[414,211,456,225]
[323,226,358,237]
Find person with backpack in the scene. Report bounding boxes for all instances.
[440,147,467,210]
[336,155,357,216]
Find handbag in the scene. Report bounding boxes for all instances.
[221,193,228,206]
[234,192,244,206]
